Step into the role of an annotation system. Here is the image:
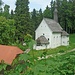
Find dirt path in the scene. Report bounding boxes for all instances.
[38,48,75,60]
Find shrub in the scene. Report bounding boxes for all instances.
[59,50,64,53]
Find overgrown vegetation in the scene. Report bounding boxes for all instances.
[0,0,75,74]
[0,34,75,75]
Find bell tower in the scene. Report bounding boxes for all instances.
[54,1,58,22]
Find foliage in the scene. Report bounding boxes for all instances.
[57,0,75,33]
[15,0,31,42]
[0,63,7,72]
[1,50,75,75]
[0,34,74,75]
[0,0,75,40]
[0,16,15,45]
[24,34,35,50]
[3,4,10,19]
[69,34,75,44]
[24,34,32,43]
[43,5,52,18]
[25,51,75,75]
[10,10,14,19]
[0,0,3,16]
[30,8,43,38]
[0,0,75,74]
[59,50,64,53]
[38,9,43,23]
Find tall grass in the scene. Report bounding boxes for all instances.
[69,34,75,44]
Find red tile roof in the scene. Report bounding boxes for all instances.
[0,45,23,65]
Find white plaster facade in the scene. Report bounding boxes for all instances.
[61,36,69,46]
[34,18,69,50]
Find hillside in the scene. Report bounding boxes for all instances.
[0,34,75,75]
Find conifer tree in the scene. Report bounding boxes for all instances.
[0,0,3,16]
[3,4,10,19]
[43,6,52,18]
[15,0,30,42]
[32,9,37,30]
[10,10,14,19]
[38,9,43,23]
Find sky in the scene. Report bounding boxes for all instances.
[2,0,52,12]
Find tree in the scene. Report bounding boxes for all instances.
[24,34,35,49]
[0,0,3,16]
[43,5,52,18]
[32,8,43,30]
[38,9,43,24]
[0,0,3,6]
[50,0,54,19]
[10,9,14,19]
[50,0,75,34]
[31,9,37,30]
[31,9,43,39]
[0,16,15,45]
[71,0,75,33]
[3,4,10,19]
[15,0,30,42]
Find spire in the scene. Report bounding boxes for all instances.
[54,1,58,22]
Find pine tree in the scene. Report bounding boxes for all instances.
[50,0,54,19]
[15,0,30,42]
[31,9,43,39]
[10,10,14,19]
[38,9,43,23]
[0,0,3,16]
[3,4,10,19]
[43,5,52,18]
[32,9,37,30]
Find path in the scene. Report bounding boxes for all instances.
[38,48,75,60]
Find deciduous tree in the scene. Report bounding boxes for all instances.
[0,16,15,45]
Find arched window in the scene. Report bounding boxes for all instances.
[43,33,45,35]
[48,38,49,40]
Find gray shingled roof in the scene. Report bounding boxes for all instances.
[44,18,62,32]
[36,36,49,44]
[61,30,69,36]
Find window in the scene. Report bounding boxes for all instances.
[63,36,65,38]
[37,43,41,46]
[67,41,69,43]
[48,38,49,40]
[63,41,65,43]
[43,33,45,35]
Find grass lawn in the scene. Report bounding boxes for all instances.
[29,34,75,58]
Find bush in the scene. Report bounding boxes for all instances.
[59,50,64,53]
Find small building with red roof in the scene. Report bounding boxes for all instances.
[0,45,23,65]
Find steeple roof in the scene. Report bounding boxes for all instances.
[54,1,58,22]
[44,18,62,32]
